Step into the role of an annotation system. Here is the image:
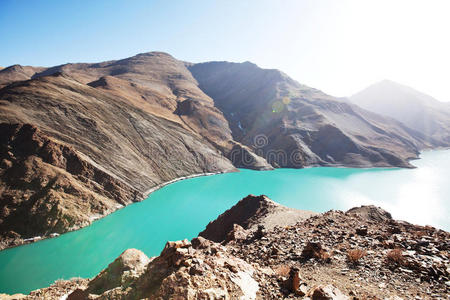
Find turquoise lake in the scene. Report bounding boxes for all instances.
[0,150,449,294]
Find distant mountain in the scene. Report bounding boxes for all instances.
[0,52,441,249]
[0,64,46,88]
[350,80,450,145]
[189,62,433,169]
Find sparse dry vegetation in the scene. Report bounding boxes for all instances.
[347,248,367,265]
[385,248,404,266]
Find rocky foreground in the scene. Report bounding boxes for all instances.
[2,195,449,299]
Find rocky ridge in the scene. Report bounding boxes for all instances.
[200,194,317,242]
[0,65,46,88]
[5,195,448,299]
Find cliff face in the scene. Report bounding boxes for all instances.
[0,123,138,248]
[188,62,433,168]
[7,195,449,299]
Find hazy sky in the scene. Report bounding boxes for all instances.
[1,0,449,101]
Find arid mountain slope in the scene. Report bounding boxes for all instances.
[0,52,271,169]
[350,80,450,145]
[0,68,236,248]
[189,62,433,168]
[32,52,235,150]
[0,64,46,88]
[0,123,136,243]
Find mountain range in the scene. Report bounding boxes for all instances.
[0,52,448,249]
[350,80,450,145]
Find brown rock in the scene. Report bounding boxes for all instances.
[87,248,150,295]
[191,236,211,249]
[308,284,349,300]
[67,289,88,300]
[224,223,248,244]
[161,239,191,254]
[302,241,330,261]
[356,226,368,236]
[286,267,301,293]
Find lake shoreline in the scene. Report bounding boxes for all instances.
[0,170,235,252]
[0,149,441,252]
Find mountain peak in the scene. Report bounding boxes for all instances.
[351,80,450,143]
[134,51,174,58]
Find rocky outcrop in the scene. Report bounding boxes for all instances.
[8,195,450,299]
[62,238,260,299]
[224,203,449,299]
[227,142,273,170]
[86,249,150,295]
[0,278,88,300]
[346,205,393,222]
[199,194,317,242]
[0,123,141,249]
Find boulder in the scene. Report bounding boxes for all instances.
[86,248,150,295]
[224,224,249,243]
[191,236,211,249]
[356,225,368,236]
[307,284,349,300]
[301,241,329,261]
[286,267,301,294]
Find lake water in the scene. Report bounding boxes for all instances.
[0,150,449,294]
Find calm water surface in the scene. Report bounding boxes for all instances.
[0,150,449,294]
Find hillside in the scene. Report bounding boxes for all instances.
[350,80,450,145]
[0,64,46,88]
[189,62,433,168]
[0,54,239,249]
